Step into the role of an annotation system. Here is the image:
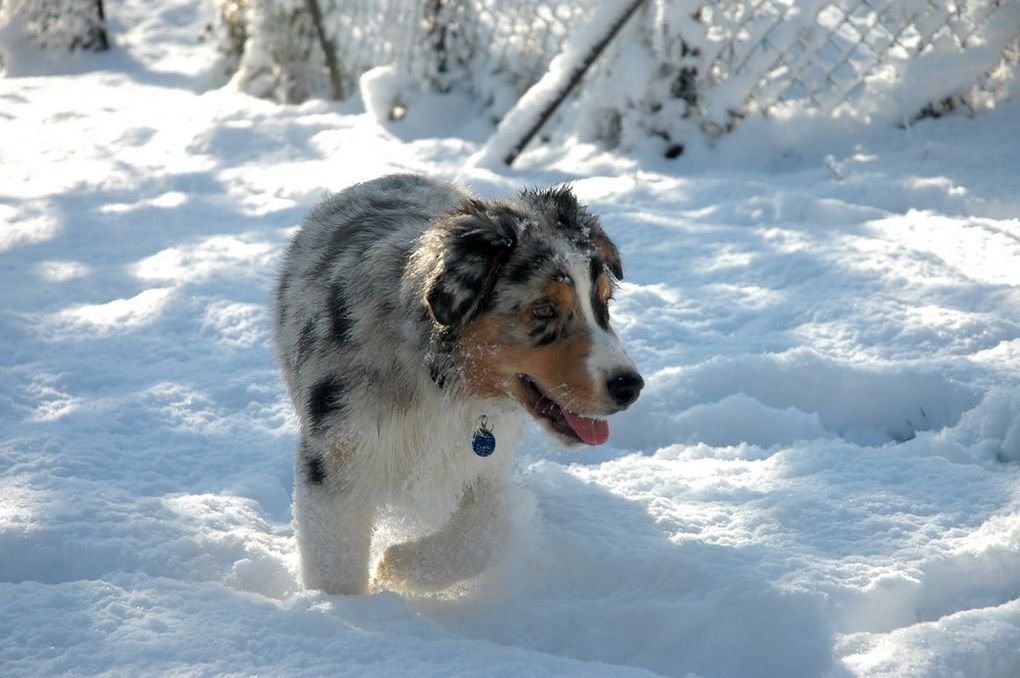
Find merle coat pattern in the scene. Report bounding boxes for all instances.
[274,174,642,594]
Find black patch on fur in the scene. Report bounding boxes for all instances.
[425,330,459,390]
[552,187,581,231]
[451,298,475,322]
[426,210,518,326]
[529,316,563,345]
[450,269,484,297]
[328,282,352,346]
[593,299,610,331]
[427,288,460,327]
[590,258,611,330]
[298,438,327,485]
[305,455,327,485]
[307,378,345,433]
[534,330,559,346]
[296,319,317,366]
[429,361,447,389]
[425,205,519,327]
[505,247,552,284]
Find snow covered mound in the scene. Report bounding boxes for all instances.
[2,1,1020,676]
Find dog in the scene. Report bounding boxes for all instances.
[273,173,643,594]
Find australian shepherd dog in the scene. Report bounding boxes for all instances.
[273,174,643,594]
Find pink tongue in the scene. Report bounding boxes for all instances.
[562,410,610,445]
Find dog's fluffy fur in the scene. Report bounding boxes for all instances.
[273,174,642,594]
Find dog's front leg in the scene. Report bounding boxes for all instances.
[292,438,375,595]
[376,475,509,593]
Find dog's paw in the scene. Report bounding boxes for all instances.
[374,543,416,591]
[376,538,487,593]
[376,542,460,593]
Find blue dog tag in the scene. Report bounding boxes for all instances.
[472,417,496,457]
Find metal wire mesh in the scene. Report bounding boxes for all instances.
[314,0,1015,127]
[318,0,418,90]
[318,0,594,105]
[700,0,1018,121]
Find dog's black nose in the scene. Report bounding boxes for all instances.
[607,372,644,407]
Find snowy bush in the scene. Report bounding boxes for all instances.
[215,0,332,103]
[0,0,108,73]
[203,0,249,83]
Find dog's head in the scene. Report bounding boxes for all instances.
[422,186,642,446]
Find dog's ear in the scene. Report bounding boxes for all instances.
[424,206,517,327]
[593,232,623,280]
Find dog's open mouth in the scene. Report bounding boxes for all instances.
[517,375,609,445]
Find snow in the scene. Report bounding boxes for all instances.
[470,0,643,168]
[2,1,1020,676]
[359,65,417,124]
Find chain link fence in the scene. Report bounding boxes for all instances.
[313,0,594,110]
[212,0,1018,150]
[698,0,1020,126]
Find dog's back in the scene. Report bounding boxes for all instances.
[274,174,470,438]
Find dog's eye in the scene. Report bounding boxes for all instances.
[531,302,557,321]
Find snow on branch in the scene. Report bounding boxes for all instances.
[469,0,647,168]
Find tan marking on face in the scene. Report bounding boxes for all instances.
[595,272,612,306]
[460,313,605,414]
[543,280,576,314]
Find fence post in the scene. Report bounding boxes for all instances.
[304,0,344,100]
[93,0,109,50]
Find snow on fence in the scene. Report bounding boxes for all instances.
[542,0,1020,159]
[6,1,1013,156]
[295,0,1018,159]
[695,0,1020,126]
[203,0,593,108]
[317,0,597,117]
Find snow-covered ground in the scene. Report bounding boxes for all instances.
[3,1,1020,676]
